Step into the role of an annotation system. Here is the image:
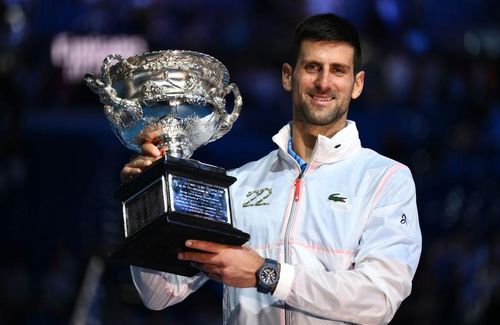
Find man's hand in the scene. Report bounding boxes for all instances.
[178,240,265,288]
[120,143,164,182]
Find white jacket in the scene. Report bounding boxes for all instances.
[131,121,422,324]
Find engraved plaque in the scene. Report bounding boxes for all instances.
[169,175,230,224]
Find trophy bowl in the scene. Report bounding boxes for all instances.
[85,50,242,157]
[84,50,249,276]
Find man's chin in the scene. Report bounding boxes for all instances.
[301,109,348,127]
[303,118,336,126]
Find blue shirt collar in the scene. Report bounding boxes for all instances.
[287,139,308,172]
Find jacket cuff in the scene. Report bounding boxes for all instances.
[272,262,295,300]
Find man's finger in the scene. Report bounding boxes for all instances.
[185,240,229,254]
[120,167,142,182]
[178,251,218,264]
[120,155,160,182]
[129,156,155,168]
[142,142,162,157]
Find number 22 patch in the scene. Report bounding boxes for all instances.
[242,188,272,207]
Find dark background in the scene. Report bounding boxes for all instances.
[0,0,499,324]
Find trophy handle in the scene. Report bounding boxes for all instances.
[84,54,143,128]
[210,83,242,142]
[99,54,136,85]
[222,83,242,127]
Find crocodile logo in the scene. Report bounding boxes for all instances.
[328,193,347,203]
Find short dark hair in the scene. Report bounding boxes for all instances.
[291,13,362,73]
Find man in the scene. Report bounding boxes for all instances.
[122,13,422,324]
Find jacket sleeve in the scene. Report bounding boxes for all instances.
[130,266,209,310]
[273,166,422,325]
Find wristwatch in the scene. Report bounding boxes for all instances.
[256,258,281,294]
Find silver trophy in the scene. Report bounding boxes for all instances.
[84,50,250,276]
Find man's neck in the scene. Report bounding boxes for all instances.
[291,120,347,162]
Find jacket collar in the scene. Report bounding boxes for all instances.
[272,120,362,169]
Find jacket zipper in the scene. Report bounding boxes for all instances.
[283,140,318,325]
[284,169,303,260]
[284,168,304,325]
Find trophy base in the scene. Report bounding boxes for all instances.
[109,156,250,277]
[109,211,250,276]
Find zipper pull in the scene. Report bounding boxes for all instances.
[294,178,301,201]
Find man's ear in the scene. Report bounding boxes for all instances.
[282,63,293,92]
[351,70,365,99]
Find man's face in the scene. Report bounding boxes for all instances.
[282,40,364,129]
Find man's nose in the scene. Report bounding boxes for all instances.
[314,70,331,91]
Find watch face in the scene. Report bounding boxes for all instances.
[259,267,277,285]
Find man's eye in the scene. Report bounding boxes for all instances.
[305,64,319,72]
[332,67,346,75]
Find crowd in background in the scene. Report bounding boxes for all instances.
[0,0,499,324]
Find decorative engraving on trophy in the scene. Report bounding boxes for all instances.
[136,115,206,158]
[141,72,198,102]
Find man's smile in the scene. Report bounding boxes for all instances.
[309,93,335,106]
